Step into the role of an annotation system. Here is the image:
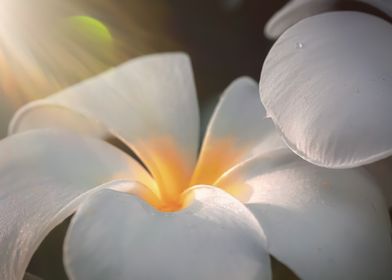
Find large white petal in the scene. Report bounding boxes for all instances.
[265,0,338,39]
[218,148,392,279]
[192,77,284,185]
[10,53,200,201]
[0,130,156,280]
[64,186,271,280]
[260,11,392,168]
[265,0,392,39]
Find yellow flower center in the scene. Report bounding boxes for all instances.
[133,137,249,212]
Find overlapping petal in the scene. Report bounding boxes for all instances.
[265,0,392,39]
[265,0,338,39]
[0,130,155,280]
[10,53,200,202]
[64,186,271,280]
[260,12,392,168]
[217,148,392,279]
[192,77,284,186]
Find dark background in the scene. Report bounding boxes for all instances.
[58,0,288,102]
[0,0,288,137]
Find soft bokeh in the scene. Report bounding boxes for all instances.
[0,0,287,137]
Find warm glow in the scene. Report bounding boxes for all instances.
[191,138,245,186]
[131,137,195,211]
[0,0,116,107]
[133,137,251,212]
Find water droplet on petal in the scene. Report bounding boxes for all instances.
[296,42,304,49]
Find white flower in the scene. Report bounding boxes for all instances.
[0,52,391,280]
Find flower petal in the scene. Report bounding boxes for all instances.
[265,0,392,39]
[10,53,200,201]
[192,77,284,185]
[218,148,392,279]
[265,0,337,39]
[64,186,271,280]
[260,11,392,168]
[0,130,155,280]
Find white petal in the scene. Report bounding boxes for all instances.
[265,0,337,39]
[260,12,392,168]
[64,186,271,280]
[218,148,392,279]
[10,53,200,201]
[0,130,155,280]
[192,77,284,185]
[265,0,392,39]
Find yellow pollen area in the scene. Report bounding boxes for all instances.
[191,138,244,186]
[137,137,250,212]
[136,137,194,212]
[156,202,184,212]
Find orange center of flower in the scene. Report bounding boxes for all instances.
[132,137,249,212]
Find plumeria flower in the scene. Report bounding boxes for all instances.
[265,0,392,39]
[0,52,391,280]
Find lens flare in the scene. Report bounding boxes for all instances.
[67,16,113,44]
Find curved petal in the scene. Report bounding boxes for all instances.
[218,148,392,279]
[260,12,392,168]
[265,0,337,39]
[265,0,392,39]
[191,77,284,185]
[10,53,200,202]
[64,186,271,280]
[0,130,156,280]
[215,148,298,201]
